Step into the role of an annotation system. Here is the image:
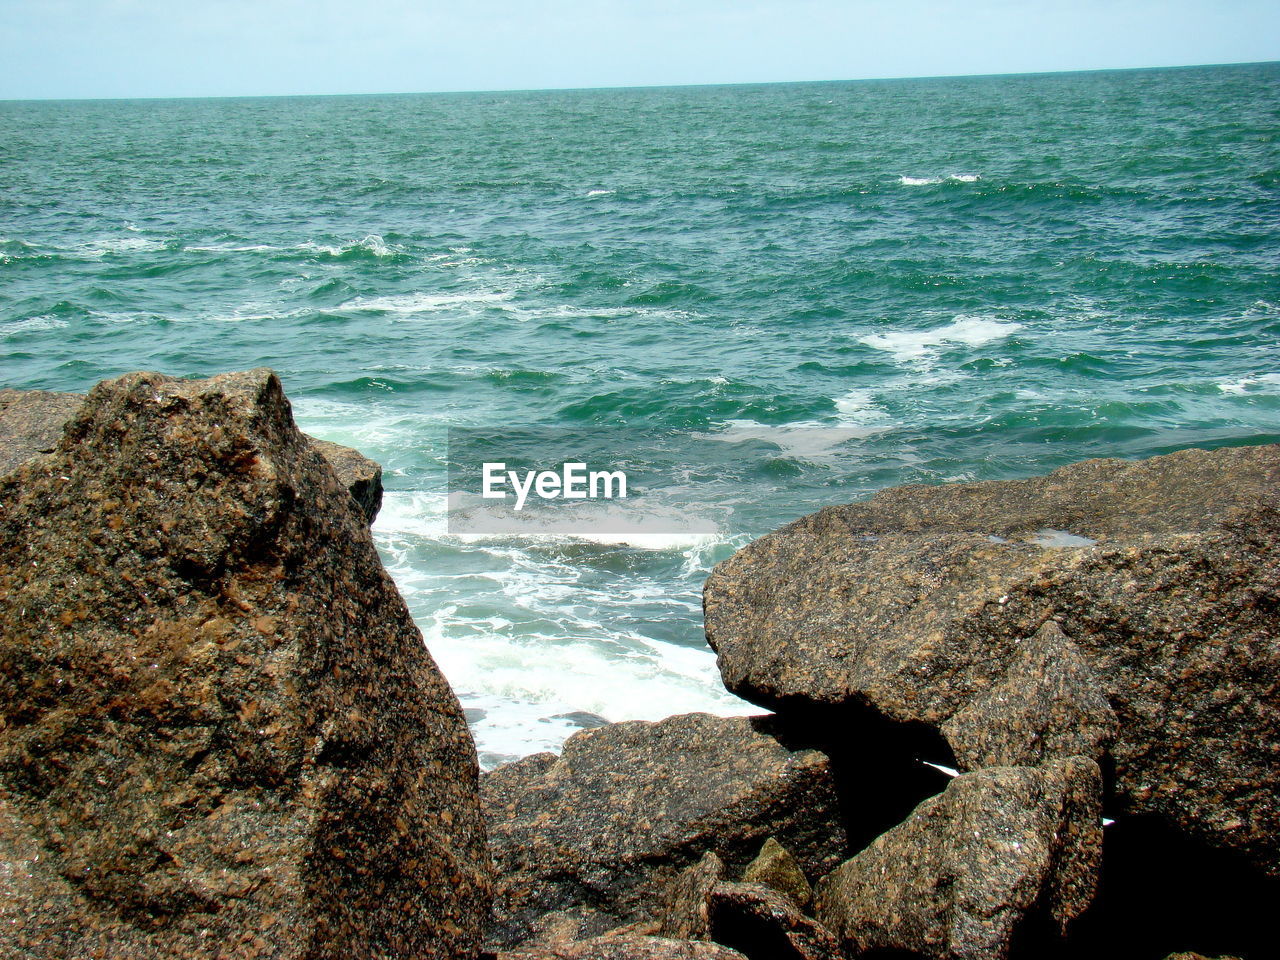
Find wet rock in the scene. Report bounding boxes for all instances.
[497,934,748,959]
[741,837,813,910]
[707,882,846,960]
[942,621,1118,769]
[483,713,847,949]
[704,444,1280,875]
[0,369,489,959]
[658,851,725,940]
[815,757,1103,960]
[0,384,385,523]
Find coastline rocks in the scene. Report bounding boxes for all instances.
[0,370,489,958]
[498,935,749,960]
[815,758,1103,960]
[741,837,813,910]
[659,852,725,941]
[482,713,847,949]
[706,882,846,960]
[704,444,1280,875]
[0,385,384,523]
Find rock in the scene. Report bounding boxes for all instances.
[0,387,82,474]
[498,934,748,959]
[815,757,1103,960]
[704,444,1280,875]
[942,621,1118,769]
[0,385,384,523]
[741,837,813,910]
[483,713,847,949]
[707,882,846,960]
[658,851,725,940]
[0,369,489,959]
[306,436,383,524]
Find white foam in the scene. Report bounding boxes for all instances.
[1217,373,1280,395]
[899,176,943,186]
[834,388,889,425]
[186,242,281,253]
[2,315,69,334]
[298,234,398,258]
[585,189,615,197]
[860,316,1023,363]
[71,236,168,258]
[705,419,885,460]
[948,174,981,182]
[343,290,514,315]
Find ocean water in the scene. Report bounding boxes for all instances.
[3,64,1278,768]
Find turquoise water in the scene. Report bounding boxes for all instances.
[3,63,1278,766]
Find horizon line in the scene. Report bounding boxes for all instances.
[1,58,1276,106]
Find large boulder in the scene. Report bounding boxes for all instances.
[0,385,384,523]
[706,882,846,960]
[704,444,1280,875]
[0,369,489,958]
[483,713,848,949]
[815,758,1103,960]
[499,935,749,960]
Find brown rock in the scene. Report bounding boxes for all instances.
[483,713,847,949]
[658,851,725,940]
[942,621,1118,769]
[741,837,813,910]
[0,385,384,522]
[704,444,1280,875]
[707,882,845,960]
[0,369,489,958]
[498,934,748,959]
[815,757,1103,960]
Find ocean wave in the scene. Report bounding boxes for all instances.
[341,290,515,315]
[860,315,1024,363]
[1217,373,1280,395]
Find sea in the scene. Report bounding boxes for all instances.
[2,63,1278,768]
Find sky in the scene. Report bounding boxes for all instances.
[1,0,1278,100]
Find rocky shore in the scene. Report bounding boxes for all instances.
[1,370,1274,959]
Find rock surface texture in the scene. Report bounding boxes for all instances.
[707,881,846,960]
[704,444,1280,875]
[815,758,1103,960]
[0,370,488,959]
[0,385,384,523]
[498,934,749,960]
[482,713,847,949]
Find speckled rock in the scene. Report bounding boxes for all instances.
[704,444,1280,875]
[0,385,384,523]
[482,713,847,949]
[0,387,82,475]
[707,882,846,960]
[498,934,748,959]
[0,369,489,959]
[942,621,1118,769]
[658,851,725,940]
[741,837,813,911]
[815,758,1103,960]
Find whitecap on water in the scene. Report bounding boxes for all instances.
[859,315,1023,363]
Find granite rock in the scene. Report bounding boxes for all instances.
[483,713,847,949]
[815,758,1103,960]
[707,882,846,960]
[741,837,813,911]
[497,934,748,960]
[704,444,1280,874]
[0,369,489,959]
[658,851,725,941]
[0,385,384,523]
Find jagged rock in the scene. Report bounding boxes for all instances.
[707,882,846,960]
[659,851,725,940]
[815,758,1103,960]
[483,713,847,949]
[498,934,748,959]
[704,444,1280,875]
[741,837,813,910]
[1164,954,1244,960]
[942,621,1118,769]
[0,384,384,523]
[306,436,383,524]
[0,369,489,959]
